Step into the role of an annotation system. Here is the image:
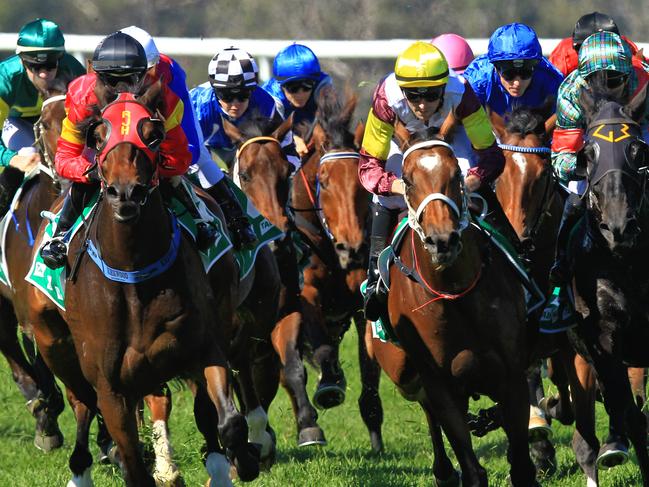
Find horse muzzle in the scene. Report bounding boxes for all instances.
[105,183,149,223]
[423,230,462,266]
[599,216,641,250]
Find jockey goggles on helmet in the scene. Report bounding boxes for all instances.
[20,50,63,71]
[494,59,539,81]
[213,87,253,103]
[283,79,316,94]
[402,85,445,103]
[588,70,628,90]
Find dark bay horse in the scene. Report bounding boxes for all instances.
[27,85,258,486]
[0,86,68,452]
[291,90,383,451]
[222,114,329,447]
[371,126,536,486]
[563,78,649,485]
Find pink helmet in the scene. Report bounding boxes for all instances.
[431,33,475,74]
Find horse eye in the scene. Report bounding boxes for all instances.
[239,171,251,183]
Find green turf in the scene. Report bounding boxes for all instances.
[0,324,642,486]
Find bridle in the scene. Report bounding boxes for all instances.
[233,135,283,187]
[33,94,67,189]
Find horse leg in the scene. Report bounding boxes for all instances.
[565,351,600,486]
[526,361,556,477]
[66,388,97,487]
[0,303,64,451]
[271,311,325,447]
[500,372,538,487]
[420,397,460,486]
[144,386,182,486]
[357,316,383,453]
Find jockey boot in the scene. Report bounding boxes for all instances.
[363,203,395,322]
[549,193,584,287]
[169,178,218,252]
[0,166,25,216]
[40,182,94,269]
[207,177,257,250]
[473,185,523,257]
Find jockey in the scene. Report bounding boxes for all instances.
[359,41,511,320]
[549,31,649,290]
[121,29,256,250]
[262,43,333,156]
[463,23,563,119]
[190,46,299,175]
[431,33,475,75]
[548,12,645,77]
[0,18,85,216]
[39,32,211,268]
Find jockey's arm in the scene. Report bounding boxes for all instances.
[55,116,94,183]
[358,106,398,196]
[551,81,585,183]
[455,83,505,187]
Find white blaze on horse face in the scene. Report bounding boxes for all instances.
[512,153,528,178]
[417,153,443,173]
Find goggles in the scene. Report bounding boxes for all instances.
[282,79,316,94]
[97,71,144,90]
[402,86,445,103]
[214,87,253,103]
[604,72,628,90]
[495,60,538,81]
[24,59,58,72]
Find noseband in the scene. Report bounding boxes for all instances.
[403,140,470,243]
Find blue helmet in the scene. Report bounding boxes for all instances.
[273,43,321,85]
[487,23,542,63]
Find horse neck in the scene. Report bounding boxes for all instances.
[292,151,320,226]
[94,190,171,269]
[406,226,482,290]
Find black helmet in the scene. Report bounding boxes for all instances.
[572,12,619,50]
[92,32,147,85]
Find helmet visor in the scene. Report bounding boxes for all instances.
[19,50,63,65]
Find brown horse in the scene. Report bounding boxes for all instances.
[371,126,536,486]
[27,85,258,486]
[291,90,383,451]
[222,114,327,446]
[0,84,69,453]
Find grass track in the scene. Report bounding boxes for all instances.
[0,323,642,486]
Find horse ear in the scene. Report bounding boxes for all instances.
[544,113,557,140]
[340,88,358,126]
[634,48,644,61]
[439,110,457,142]
[625,82,648,122]
[138,78,163,111]
[86,59,94,73]
[271,112,294,141]
[393,119,411,150]
[220,115,244,145]
[488,109,506,141]
[312,122,327,149]
[353,121,364,149]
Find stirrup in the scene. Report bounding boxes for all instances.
[195,221,218,251]
[40,238,68,269]
[229,217,256,249]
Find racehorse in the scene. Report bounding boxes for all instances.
[0,82,68,453]
[562,75,649,485]
[371,123,536,486]
[291,89,383,451]
[27,82,258,486]
[222,114,327,446]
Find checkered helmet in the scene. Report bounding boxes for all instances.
[208,47,258,89]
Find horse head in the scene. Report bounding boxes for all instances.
[396,122,469,267]
[223,113,293,231]
[308,89,368,269]
[492,104,555,254]
[579,75,649,252]
[88,81,166,223]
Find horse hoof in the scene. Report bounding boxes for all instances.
[530,439,557,478]
[34,430,64,452]
[596,442,629,470]
[434,469,461,487]
[528,411,552,442]
[153,465,184,487]
[66,467,93,487]
[297,426,327,447]
[313,383,346,409]
[229,443,260,482]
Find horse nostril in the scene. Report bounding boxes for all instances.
[424,236,435,247]
[335,242,346,251]
[448,231,460,248]
[106,186,119,200]
[599,222,610,232]
[130,184,149,205]
[626,218,640,235]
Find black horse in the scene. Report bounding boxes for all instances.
[568,74,649,485]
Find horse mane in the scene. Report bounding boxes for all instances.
[314,88,358,149]
[237,111,283,139]
[504,107,546,137]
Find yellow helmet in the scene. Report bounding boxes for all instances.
[394,41,449,88]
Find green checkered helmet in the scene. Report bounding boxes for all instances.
[578,31,632,79]
[16,18,65,64]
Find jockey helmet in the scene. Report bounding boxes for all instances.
[573,12,619,51]
[16,18,65,64]
[120,25,160,68]
[394,41,449,88]
[487,23,542,63]
[273,43,321,84]
[208,47,258,89]
[578,31,632,79]
[431,33,474,74]
[92,32,148,89]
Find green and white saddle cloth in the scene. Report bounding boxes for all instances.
[26,178,283,311]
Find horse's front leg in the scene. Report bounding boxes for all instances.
[357,315,383,453]
[144,386,182,486]
[66,388,97,487]
[96,388,154,487]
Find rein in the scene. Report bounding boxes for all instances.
[33,94,67,188]
[498,144,551,154]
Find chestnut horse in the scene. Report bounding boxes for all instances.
[371,126,536,486]
[222,114,327,446]
[0,85,68,453]
[27,85,258,486]
[291,90,383,451]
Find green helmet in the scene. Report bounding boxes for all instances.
[16,18,65,63]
